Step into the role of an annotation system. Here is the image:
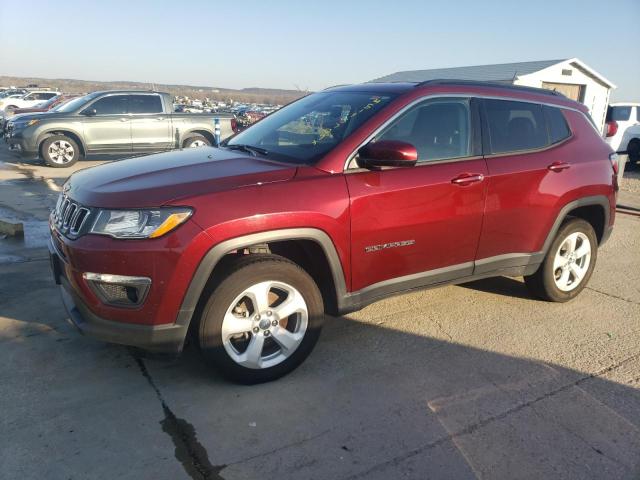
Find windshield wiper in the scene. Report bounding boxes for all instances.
[224,144,269,157]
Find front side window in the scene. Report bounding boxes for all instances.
[89,95,128,115]
[484,99,548,154]
[129,95,163,114]
[225,91,395,164]
[375,98,471,162]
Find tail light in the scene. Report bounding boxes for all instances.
[231,118,239,133]
[609,152,619,175]
[606,120,618,138]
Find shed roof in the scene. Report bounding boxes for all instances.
[371,59,566,84]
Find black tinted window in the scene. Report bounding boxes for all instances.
[545,106,571,144]
[376,98,471,161]
[484,100,547,154]
[89,95,128,115]
[129,95,163,114]
[606,106,631,122]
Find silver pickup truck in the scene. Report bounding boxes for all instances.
[5,90,236,167]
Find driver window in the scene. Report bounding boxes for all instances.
[376,98,471,162]
[89,95,128,115]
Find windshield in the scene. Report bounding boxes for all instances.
[226,91,396,164]
[38,95,61,109]
[54,93,99,113]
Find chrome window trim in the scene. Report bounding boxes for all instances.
[343,93,594,172]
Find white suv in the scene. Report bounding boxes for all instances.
[605,103,640,168]
[0,90,60,113]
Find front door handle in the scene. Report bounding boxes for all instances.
[451,173,485,186]
[548,161,571,172]
[120,118,128,122]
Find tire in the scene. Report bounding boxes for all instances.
[524,218,597,302]
[183,135,211,148]
[41,135,80,168]
[627,139,639,170]
[197,254,324,384]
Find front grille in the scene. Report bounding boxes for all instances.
[52,194,92,237]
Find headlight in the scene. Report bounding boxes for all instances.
[90,207,192,239]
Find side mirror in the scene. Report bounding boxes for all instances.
[357,140,418,169]
[82,108,97,116]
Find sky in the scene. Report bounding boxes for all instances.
[1,0,638,101]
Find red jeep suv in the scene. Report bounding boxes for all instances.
[49,80,618,383]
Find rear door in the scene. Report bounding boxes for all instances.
[475,99,571,272]
[81,94,131,154]
[346,97,487,292]
[129,94,173,152]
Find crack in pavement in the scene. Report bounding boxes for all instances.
[586,287,640,306]
[344,351,640,479]
[134,356,226,480]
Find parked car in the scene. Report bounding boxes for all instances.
[5,90,236,167]
[0,94,83,130]
[48,80,617,383]
[0,89,27,98]
[605,103,640,169]
[0,90,59,112]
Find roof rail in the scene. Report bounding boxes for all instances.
[414,79,565,98]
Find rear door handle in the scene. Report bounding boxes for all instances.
[548,161,571,172]
[120,118,128,122]
[451,173,485,186]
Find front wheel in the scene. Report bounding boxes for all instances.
[524,218,597,302]
[41,135,80,168]
[197,254,324,384]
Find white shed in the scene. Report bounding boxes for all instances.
[372,58,616,133]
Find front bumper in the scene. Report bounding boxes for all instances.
[49,238,189,354]
[4,127,39,158]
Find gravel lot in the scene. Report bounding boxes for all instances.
[1,148,639,480]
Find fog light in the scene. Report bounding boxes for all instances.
[83,272,151,307]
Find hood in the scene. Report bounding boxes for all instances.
[66,147,298,208]
[6,111,52,123]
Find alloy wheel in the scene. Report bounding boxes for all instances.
[48,140,75,164]
[221,281,308,369]
[552,232,591,292]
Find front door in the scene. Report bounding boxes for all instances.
[128,94,173,152]
[81,94,131,154]
[346,97,487,293]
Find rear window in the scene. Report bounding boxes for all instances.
[484,99,548,154]
[607,106,631,122]
[544,106,571,144]
[129,95,163,114]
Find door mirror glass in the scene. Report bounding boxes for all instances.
[82,108,97,116]
[357,140,418,169]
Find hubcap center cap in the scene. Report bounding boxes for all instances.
[258,318,271,330]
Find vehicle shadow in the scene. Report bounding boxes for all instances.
[2,253,640,479]
[459,275,534,300]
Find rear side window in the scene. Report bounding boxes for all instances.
[484,100,548,154]
[606,106,631,122]
[129,95,163,114]
[544,106,571,144]
[89,95,128,115]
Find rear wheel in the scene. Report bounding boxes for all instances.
[41,135,80,168]
[183,135,211,148]
[197,254,324,384]
[524,218,597,302]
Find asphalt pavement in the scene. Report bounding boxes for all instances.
[1,148,639,480]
